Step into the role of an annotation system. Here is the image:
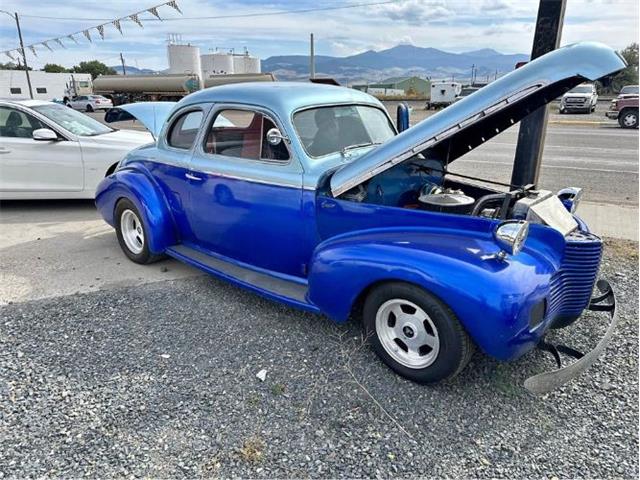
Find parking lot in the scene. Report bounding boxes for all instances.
[1,102,638,478]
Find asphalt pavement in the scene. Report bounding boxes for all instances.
[92,101,639,207]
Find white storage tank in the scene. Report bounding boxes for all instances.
[167,43,201,76]
[200,53,234,78]
[233,55,261,75]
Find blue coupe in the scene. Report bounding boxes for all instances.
[97,42,623,393]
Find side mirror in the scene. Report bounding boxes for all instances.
[266,128,285,146]
[32,128,59,141]
[396,102,410,132]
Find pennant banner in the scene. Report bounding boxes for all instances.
[129,13,143,28]
[148,7,162,20]
[10,2,182,58]
[167,0,182,14]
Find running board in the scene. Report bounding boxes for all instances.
[166,245,318,313]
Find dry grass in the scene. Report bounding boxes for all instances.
[238,436,265,463]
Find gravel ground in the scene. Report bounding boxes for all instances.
[1,240,637,478]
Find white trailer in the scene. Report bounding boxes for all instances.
[0,70,93,102]
[427,81,462,109]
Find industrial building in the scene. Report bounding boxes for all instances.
[352,76,431,98]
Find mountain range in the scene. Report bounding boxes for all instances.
[262,45,529,84]
[111,44,529,84]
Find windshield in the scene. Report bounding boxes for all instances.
[568,85,593,94]
[32,103,113,136]
[620,86,639,94]
[293,105,395,158]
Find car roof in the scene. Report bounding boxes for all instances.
[0,98,56,108]
[176,81,383,114]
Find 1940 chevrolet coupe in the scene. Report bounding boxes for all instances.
[97,42,624,393]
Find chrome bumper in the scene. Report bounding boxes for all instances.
[524,279,617,394]
[605,110,619,119]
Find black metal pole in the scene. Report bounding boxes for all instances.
[510,0,567,187]
[14,12,33,99]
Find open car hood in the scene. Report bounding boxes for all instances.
[330,42,626,197]
[104,101,176,139]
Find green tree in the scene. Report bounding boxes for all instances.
[599,43,638,93]
[70,60,116,79]
[43,63,69,73]
[0,61,32,70]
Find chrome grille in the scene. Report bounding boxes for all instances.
[547,231,602,319]
[565,97,587,103]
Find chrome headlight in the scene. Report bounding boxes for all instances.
[557,187,583,213]
[494,220,529,258]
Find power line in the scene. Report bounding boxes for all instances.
[17,1,400,21]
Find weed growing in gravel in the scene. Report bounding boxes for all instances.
[271,383,286,396]
[238,436,265,463]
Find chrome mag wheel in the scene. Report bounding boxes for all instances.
[120,209,145,254]
[375,298,440,369]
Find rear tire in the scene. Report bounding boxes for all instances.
[114,199,163,264]
[363,282,474,384]
[86,104,94,112]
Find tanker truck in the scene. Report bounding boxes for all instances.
[93,73,201,105]
[94,72,276,105]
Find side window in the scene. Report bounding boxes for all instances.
[167,110,203,150]
[204,109,289,161]
[0,107,45,138]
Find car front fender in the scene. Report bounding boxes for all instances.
[95,165,177,254]
[307,225,565,361]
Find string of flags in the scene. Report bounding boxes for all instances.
[2,1,182,61]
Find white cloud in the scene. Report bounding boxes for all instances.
[0,0,636,70]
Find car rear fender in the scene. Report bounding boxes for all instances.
[95,164,177,254]
[307,225,564,360]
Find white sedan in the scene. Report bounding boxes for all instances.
[0,99,152,200]
[67,94,113,112]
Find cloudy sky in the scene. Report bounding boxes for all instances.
[0,0,638,70]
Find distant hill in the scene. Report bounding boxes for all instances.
[262,44,528,84]
[108,65,158,75]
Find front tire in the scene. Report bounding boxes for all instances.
[115,199,162,264]
[86,104,94,112]
[363,282,474,384]
[619,108,638,129]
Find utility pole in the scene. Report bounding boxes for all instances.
[14,12,33,99]
[120,53,127,75]
[309,33,315,79]
[511,0,567,187]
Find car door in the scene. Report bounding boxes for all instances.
[70,96,85,110]
[186,106,307,277]
[0,105,83,193]
[149,106,210,244]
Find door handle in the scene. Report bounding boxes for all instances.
[185,173,203,181]
[0,148,11,154]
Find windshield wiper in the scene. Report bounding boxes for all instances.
[341,142,382,155]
